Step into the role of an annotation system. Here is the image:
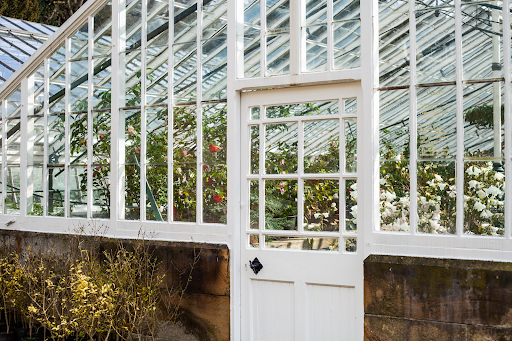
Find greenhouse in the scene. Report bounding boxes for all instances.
[0,0,511,339]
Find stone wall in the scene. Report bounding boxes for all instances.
[364,255,512,341]
[0,229,230,341]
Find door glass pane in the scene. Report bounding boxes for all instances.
[250,125,260,174]
[304,120,340,173]
[250,180,260,230]
[344,118,357,172]
[266,101,337,118]
[345,179,357,232]
[265,122,298,174]
[265,236,338,251]
[265,180,297,230]
[304,179,340,232]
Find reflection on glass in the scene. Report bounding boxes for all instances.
[417,161,456,234]
[379,8,409,87]
[6,88,21,118]
[345,179,357,232]
[306,0,326,26]
[333,0,360,21]
[380,161,410,231]
[244,33,260,78]
[250,107,260,120]
[266,101,337,118]
[417,86,456,159]
[47,166,65,217]
[173,162,196,222]
[344,238,356,252]
[304,179,339,232]
[146,165,168,221]
[304,25,328,72]
[265,180,297,230]
[250,125,260,174]
[70,113,87,165]
[462,4,502,81]
[304,120,340,173]
[265,122,298,174]
[333,20,360,69]
[464,161,504,236]
[69,166,87,218]
[250,181,259,229]
[344,98,356,114]
[266,35,290,76]
[124,164,140,220]
[463,82,504,159]
[416,8,456,84]
[379,89,410,160]
[266,0,290,31]
[92,165,110,219]
[27,166,43,216]
[344,118,357,172]
[265,236,338,251]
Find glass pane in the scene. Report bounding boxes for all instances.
[250,107,260,120]
[416,0,454,10]
[174,0,197,45]
[345,179,357,232]
[202,37,228,100]
[202,1,227,40]
[462,3,503,81]
[464,161,504,236]
[333,0,360,21]
[69,166,87,218]
[417,161,456,234]
[148,0,169,47]
[265,236,338,251]
[146,165,168,221]
[124,164,140,220]
[417,86,457,159]
[123,109,141,165]
[416,8,456,84]
[344,238,356,252]
[93,111,111,165]
[380,160,410,231]
[28,116,44,165]
[266,101,337,118]
[463,82,504,159]
[126,0,142,50]
[34,64,44,114]
[49,45,66,116]
[6,119,21,162]
[94,2,112,57]
[304,25,328,72]
[250,125,260,174]
[306,0,327,26]
[173,42,197,103]
[146,52,168,106]
[6,88,21,118]
[266,0,290,31]
[27,166,43,216]
[379,89,410,160]
[146,107,168,164]
[70,23,88,60]
[92,165,110,218]
[122,51,142,107]
[333,20,360,69]
[265,122,298,174]
[174,105,196,163]
[266,34,290,76]
[304,179,340,232]
[70,113,87,165]
[344,98,356,114]
[344,118,357,172]
[70,60,88,112]
[47,166,65,217]
[243,0,260,79]
[379,7,409,87]
[173,163,196,222]
[203,103,227,164]
[93,57,112,110]
[250,180,259,229]
[4,166,19,215]
[203,164,227,223]
[265,179,297,230]
[48,115,66,165]
[304,120,340,174]
[249,234,260,248]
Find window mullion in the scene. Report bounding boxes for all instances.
[43,59,49,217]
[196,0,203,223]
[290,0,301,75]
[64,38,71,218]
[408,0,418,235]
[20,77,28,217]
[327,0,334,71]
[503,0,511,239]
[168,0,174,222]
[87,16,94,220]
[454,0,464,238]
[260,0,266,77]
[111,0,121,222]
[140,0,147,221]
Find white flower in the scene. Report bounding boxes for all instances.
[438,183,447,190]
[473,201,486,212]
[468,180,480,189]
[322,213,329,218]
[480,210,492,218]
[466,166,482,176]
[495,172,505,181]
[333,193,339,199]
[314,213,321,219]
[380,178,387,185]
[351,191,358,200]
[476,190,486,199]
[331,203,336,207]
[380,191,396,202]
[434,174,443,182]
[351,205,358,218]
[350,183,357,191]
[484,185,501,198]
[394,154,401,162]
[449,190,456,198]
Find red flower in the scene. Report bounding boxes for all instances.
[213,193,223,203]
[173,206,178,217]
[206,177,213,186]
[209,144,220,152]
[203,165,208,171]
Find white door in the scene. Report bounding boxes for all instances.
[240,83,364,341]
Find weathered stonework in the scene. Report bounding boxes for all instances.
[365,255,512,341]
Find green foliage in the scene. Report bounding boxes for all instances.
[0,0,39,22]
[464,104,504,129]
